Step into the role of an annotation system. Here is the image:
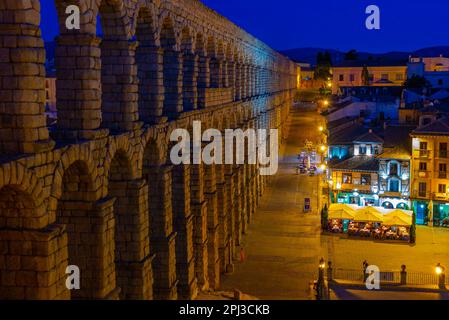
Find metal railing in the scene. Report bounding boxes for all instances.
[332,268,449,286]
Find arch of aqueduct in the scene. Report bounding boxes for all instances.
[0,0,297,299]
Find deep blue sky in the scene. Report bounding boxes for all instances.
[41,0,449,53]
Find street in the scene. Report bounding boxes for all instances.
[220,104,326,299]
[221,103,449,300]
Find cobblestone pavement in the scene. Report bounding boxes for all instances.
[221,104,449,300]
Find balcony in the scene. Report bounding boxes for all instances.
[340,183,372,192]
[438,149,448,159]
[411,190,430,199]
[437,171,447,179]
[413,149,431,159]
[434,192,449,200]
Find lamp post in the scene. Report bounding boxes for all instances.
[316,257,327,300]
[435,263,446,289]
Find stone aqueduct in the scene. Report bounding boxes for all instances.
[0,0,297,299]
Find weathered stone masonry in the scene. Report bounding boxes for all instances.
[0,0,297,299]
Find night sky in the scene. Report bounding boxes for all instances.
[41,0,449,53]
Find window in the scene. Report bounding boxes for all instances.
[420,141,428,150]
[339,74,344,81]
[350,74,355,82]
[419,182,427,197]
[361,174,371,185]
[439,163,447,178]
[438,184,447,194]
[389,179,399,192]
[374,145,380,155]
[396,73,403,81]
[389,163,398,176]
[381,73,389,80]
[419,141,428,157]
[439,143,447,158]
[419,162,427,171]
[359,145,367,155]
[438,79,444,86]
[342,173,353,184]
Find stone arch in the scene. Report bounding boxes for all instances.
[55,158,116,299]
[159,14,183,119]
[142,137,178,299]
[134,4,163,123]
[181,26,198,111]
[0,182,68,299]
[196,32,208,109]
[99,0,139,131]
[207,36,221,88]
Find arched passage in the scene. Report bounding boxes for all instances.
[160,16,182,119]
[107,149,153,299]
[181,27,198,111]
[143,139,177,299]
[56,160,116,299]
[0,185,66,299]
[99,0,139,131]
[135,6,162,123]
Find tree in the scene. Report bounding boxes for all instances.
[403,75,430,89]
[362,65,370,86]
[314,51,332,81]
[321,204,328,230]
[344,49,358,61]
[409,210,416,243]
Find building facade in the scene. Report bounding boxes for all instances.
[410,117,449,226]
[332,61,407,94]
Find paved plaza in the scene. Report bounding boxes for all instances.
[221,105,449,300]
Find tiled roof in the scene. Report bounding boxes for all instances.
[377,125,414,159]
[330,156,379,172]
[411,117,449,135]
[353,131,384,143]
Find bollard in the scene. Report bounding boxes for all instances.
[400,264,407,285]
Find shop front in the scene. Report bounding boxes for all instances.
[412,200,429,225]
[432,202,449,227]
[336,191,379,206]
[380,197,411,210]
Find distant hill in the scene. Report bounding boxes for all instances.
[44,41,449,69]
[281,46,449,66]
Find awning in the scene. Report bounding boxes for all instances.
[353,207,383,222]
[383,215,412,226]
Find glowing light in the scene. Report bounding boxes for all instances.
[320,164,326,170]
[374,194,379,200]
[401,173,409,180]
[336,182,342,190]
[436,264,443,275]
[320,145,326,152]
[323,100,329,106]
[420,204,425,209]
[319,126,324,132]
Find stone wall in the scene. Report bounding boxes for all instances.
[0,0,297,299]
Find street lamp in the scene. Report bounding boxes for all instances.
[320,145,326,152]
[435,264,443,275]
[319,126,324,132]
[435,263,446,289]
